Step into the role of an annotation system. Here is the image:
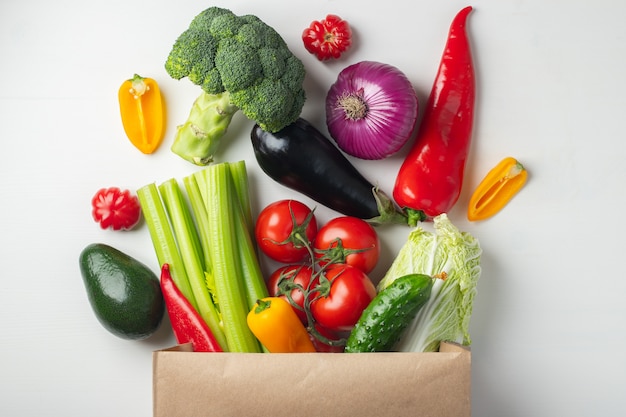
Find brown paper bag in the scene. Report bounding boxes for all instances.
[153,342,471,417]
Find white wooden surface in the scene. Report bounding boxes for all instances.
[1,0,625,415]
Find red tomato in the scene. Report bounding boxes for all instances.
[91,187,141,231]
[255,200,318,263]
[302,14,352,61]
[313,216,380,274]
[310,264,377,332]
[309,324,347,353]
[267,264,313,324]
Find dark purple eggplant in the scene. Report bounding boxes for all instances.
[250,118,407,225]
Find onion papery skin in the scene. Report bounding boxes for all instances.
[325,61,419,160]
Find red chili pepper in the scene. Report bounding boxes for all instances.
[393,6,475,226]
[160,264,223,352]
[302,14,352,61]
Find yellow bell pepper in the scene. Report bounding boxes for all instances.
[247,297,316,353]
[467,157,528,221]
[118,74,165,154]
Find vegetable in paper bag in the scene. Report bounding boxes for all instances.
[378,214,481,352]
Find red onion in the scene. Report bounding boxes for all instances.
[325,61,419,160]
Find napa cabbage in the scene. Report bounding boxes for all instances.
[378,214,482,352]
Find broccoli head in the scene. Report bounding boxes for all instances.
[165,7,306,133]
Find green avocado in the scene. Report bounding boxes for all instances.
[79,243,164,340]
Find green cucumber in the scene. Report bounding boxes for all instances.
[345,273,433,353]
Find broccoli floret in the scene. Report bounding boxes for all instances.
[231,79,305,133]
[257,47,288,80]
[214,38,263,92]
[166,28,219,86]
[165,7,306,165]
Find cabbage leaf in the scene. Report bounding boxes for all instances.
[378,214,482,352]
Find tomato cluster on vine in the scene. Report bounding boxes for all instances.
[254,199,381,352]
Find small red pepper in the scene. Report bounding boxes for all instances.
[91,187,141,231]
[160,264,223,352]
[302,14,352,61]
[393,6,475,226]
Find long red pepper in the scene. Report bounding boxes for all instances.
[160,263,223,352]
[393,6,475,226]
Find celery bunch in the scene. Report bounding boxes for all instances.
[137,161,267,352]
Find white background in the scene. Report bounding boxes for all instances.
[1,0,625,416]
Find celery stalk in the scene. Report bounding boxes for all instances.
[182,175,212,269]
[182,174,221,335]
[158,179,227,350]
[189,170,221,313]
[158,179,204,270]
[228,162,269,353]
[233,211,268,309]
[198,163,262,353]
[227,163,269,310]
[137,183,197,309]
[228,160,254,237]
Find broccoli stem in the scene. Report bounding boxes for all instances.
[171,91,239,165]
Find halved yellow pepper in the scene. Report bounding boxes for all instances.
[118,74,165,154]
[247,297,316,353]
[467,157,528,221]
